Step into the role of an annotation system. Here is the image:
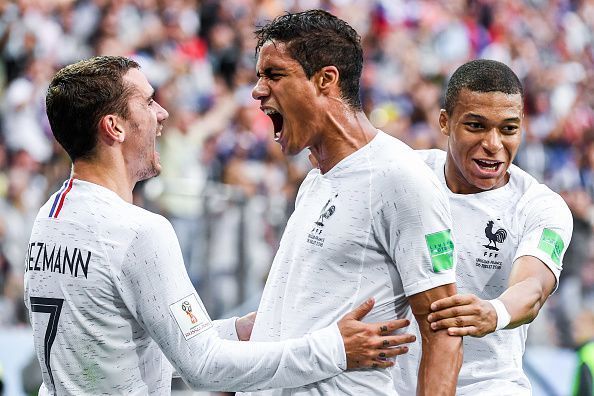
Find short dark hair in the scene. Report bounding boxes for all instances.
[255,9,363,110]
[46,56,140,161]
[444,59,523,115]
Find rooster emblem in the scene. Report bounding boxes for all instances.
[315,194,338,227]
[483,220,507,251]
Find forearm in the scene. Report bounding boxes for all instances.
[174,323,345,392]
[416,318,462,396]
[498,276,550,329]
[212,317,239,340]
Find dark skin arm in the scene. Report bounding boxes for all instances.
[428,256,556,336]
[409,283,462,396]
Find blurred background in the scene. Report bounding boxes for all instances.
[0,0,592,395]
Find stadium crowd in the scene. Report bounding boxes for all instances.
[0,0,593,390]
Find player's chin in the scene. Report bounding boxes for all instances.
[138,163,161,181]
[471,176,503,192]
[152,162,162,177]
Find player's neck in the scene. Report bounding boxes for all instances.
[72,158,135,203]
[310,110,377,174]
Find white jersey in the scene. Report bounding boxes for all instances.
[396,149,573,396]
[241,131,457,396]
[24,178,348,395]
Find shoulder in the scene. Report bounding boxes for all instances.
[511,166,572,225]
[415,148,447,174]
[130,206,175,235]
[372,134,440,181]
[108,203,177,251]
[370,136,449,207]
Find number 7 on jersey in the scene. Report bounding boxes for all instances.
[30,297,64,391]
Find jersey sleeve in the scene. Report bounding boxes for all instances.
[373,159,457,297]
[112,216,346,392]
[213,317,239,340]
[513,186,573,289]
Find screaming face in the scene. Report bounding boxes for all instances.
[252,40,322,156]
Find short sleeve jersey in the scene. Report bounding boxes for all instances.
[24,179,348,395]
[396,149,573,396]
[241,131,457,396]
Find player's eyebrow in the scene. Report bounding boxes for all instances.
[256,67,284,77]
[464,113,488,121]
[464,113,520,123]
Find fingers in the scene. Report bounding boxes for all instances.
[345,298,375,321]
[376,333,416,348]
[369,360,394,369]
[377,318,410,334]
[350,346,411,370]
[378,345,410,359]
[447,326,483,337]
[430,315,477,331]
[428,305,477,323]
[430,294,475,312]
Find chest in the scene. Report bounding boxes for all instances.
[449,195,522,295]
[284,177,376,258]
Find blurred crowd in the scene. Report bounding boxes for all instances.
[0,0,593,357]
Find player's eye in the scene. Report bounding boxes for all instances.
[464,122,483,130]
[501,125,519,135]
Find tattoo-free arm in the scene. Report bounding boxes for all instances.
[498,255,556,327]
[429,256,556,336]
[409,283,462,396]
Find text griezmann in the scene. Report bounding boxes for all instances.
[25,241,91,278]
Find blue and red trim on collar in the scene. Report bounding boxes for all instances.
[49,178,74,218]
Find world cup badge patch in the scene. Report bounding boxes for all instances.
[170,294,212,340]
[538,228,565,267]
[425,229,455,272]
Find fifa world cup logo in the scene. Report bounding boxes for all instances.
[182,301,197,324]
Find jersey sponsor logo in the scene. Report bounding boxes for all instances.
[307,193,338,248]
[170,294,212,340]
[538,228,564,267]
[24,241,91,279]
[425,229,454,272]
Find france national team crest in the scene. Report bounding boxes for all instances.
[307,193,338,247]
[476,219,507,270]
[483,220,507,251]
[170,294,212,340]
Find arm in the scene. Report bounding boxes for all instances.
[428,256,556,336]
[409,283,462,396]
[429,187,573,336]
[117,217,413,392]
[213,311,256,341]
[499,256,556,327]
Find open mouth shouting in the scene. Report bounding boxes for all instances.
[473,158,503,174]
[263,107,284,142]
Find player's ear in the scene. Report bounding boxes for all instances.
[439,109,450,137]
[100,114,126,143]
[316,66,339,95]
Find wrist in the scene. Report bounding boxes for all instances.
[488,298,511,330]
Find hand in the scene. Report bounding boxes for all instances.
[337,298,415,369]
[428,294,497,337]
[235,311,257,341]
